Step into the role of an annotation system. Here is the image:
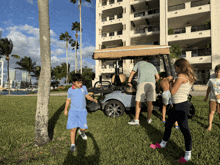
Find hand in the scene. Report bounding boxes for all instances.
[93,99,98,103]
[64,110,68,116]
[167,76,173,81]
[204,97,208,102]
[215,94,220,99]
[128,82,132,87]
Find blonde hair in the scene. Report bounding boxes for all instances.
[174,58,197,84]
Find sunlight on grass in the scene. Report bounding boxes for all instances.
[0,96,219,164]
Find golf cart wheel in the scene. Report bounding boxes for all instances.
[104,100,125,117]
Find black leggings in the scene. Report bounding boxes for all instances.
[163,101,192,151]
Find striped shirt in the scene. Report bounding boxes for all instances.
[171,76,192,104]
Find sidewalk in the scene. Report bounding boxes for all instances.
[4,90,207,97]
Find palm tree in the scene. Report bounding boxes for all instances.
[60,62,71,84]
[35,0,51,147]
[0,38,20,95]
[71,21,81,73]
[31,66,41,81]
[70,0,91,74]
[69,38,80,73]
[59,31,73,86]
[15,56,37,89]
[53,65,66,86]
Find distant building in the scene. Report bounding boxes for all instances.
[3,80,15,88]
[0,61,3,88]
[22,72,29,82]
[9,69,16,81]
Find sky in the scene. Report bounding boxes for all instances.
[0,0,96,84]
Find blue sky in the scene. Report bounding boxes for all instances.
[0,0,96,84]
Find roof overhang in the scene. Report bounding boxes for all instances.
[93,45,170,60]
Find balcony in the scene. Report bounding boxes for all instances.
[131,27,159,37]
[101,14,123,26]
[101,30,123,41]
[182,49,211,64]
[191,25,210,32]
[131,9,159,20]
[168,1,210,18]
[191,0,210,8]
[168,26,211,42]
[101,0,123,10]
[99,65,123,73]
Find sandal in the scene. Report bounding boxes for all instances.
[150,143,161,149]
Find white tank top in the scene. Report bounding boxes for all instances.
[171,76,192,104]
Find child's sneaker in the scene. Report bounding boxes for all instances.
[147,119,152,124]
[70,145,76,152]
[78,129,87,140]
[128,119,140,125]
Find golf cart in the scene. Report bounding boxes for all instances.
[87,45,195,118]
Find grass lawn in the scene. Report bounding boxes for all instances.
[0,96,219,164]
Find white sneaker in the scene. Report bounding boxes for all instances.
[147,119,152,124]
[128,119,140,125]
[78,129,87,140]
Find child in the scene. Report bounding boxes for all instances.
[64,73,98,152]
[158,72,179,129]
[150,58,196,164]
[204,64,220,131]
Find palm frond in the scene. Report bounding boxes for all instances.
[11,54,20,59]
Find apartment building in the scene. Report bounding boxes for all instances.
[94,0,220,87]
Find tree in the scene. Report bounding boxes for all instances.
[70,0,91,74]
[71,21,81,73]
[0,38,20,95]
[170,44,182,60]
[53,65,66,86]
[60,62,71,85]
[35,0,51,147]
[15,56,37,89]
[59,31,73,86]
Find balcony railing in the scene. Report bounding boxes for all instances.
[102,1,107,6]
[148,27,160,32]
[181,48,211,57]
[148,9,159,15]
[174,28,186,34]
[117,0,123,2]
[109,0,114,5]
[168,3,185,12]
[109,16,115,20]
[117,14,123,19]
[191,25,210,32]
[102,17,107,22]
[102,33,107,37]
[117,30,123,35]
[191,0,210,7]
[109,32,114,36]
[134,28,145,34]
[198,48,211,56]
[134,12,145,18]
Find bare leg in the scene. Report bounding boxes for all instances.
[80,128,86,133]
[162,104,166,121]
[70,128,77,144]
[146,101,153,121]
[135,101,142,120]
[207,101,216,131]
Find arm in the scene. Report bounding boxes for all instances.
[155,74,160,82]
[128,70,136,83]
[169,74,185,95]
[86,94,97,103]
[64,99,71,116]
[205,86,211,98]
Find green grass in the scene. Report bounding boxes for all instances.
[0,96,219,165]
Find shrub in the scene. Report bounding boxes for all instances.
[168,28,174,35]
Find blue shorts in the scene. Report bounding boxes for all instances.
[66,110,88,129]
[161,91,172,105]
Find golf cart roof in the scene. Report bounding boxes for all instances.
[93,45,170,60]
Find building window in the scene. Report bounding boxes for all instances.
[117,30,122,35]
[109,32,114,36]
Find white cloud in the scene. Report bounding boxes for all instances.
[0,27,4,32]
[28,17,34,19]
[3,19,13,26]
[1,24,95,83]
[51,49,65,56]
[26,0,34,5]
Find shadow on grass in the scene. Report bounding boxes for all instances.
[48,103,66,141]
[63,132,100,165]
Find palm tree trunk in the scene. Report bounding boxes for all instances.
[75,38,78,73]
[35,0,51,147]
[7,59,10,95]
[29,72,32,89]
[80,0,82,75]
[66,40,68,86]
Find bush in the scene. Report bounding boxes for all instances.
[168,28,174,35]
